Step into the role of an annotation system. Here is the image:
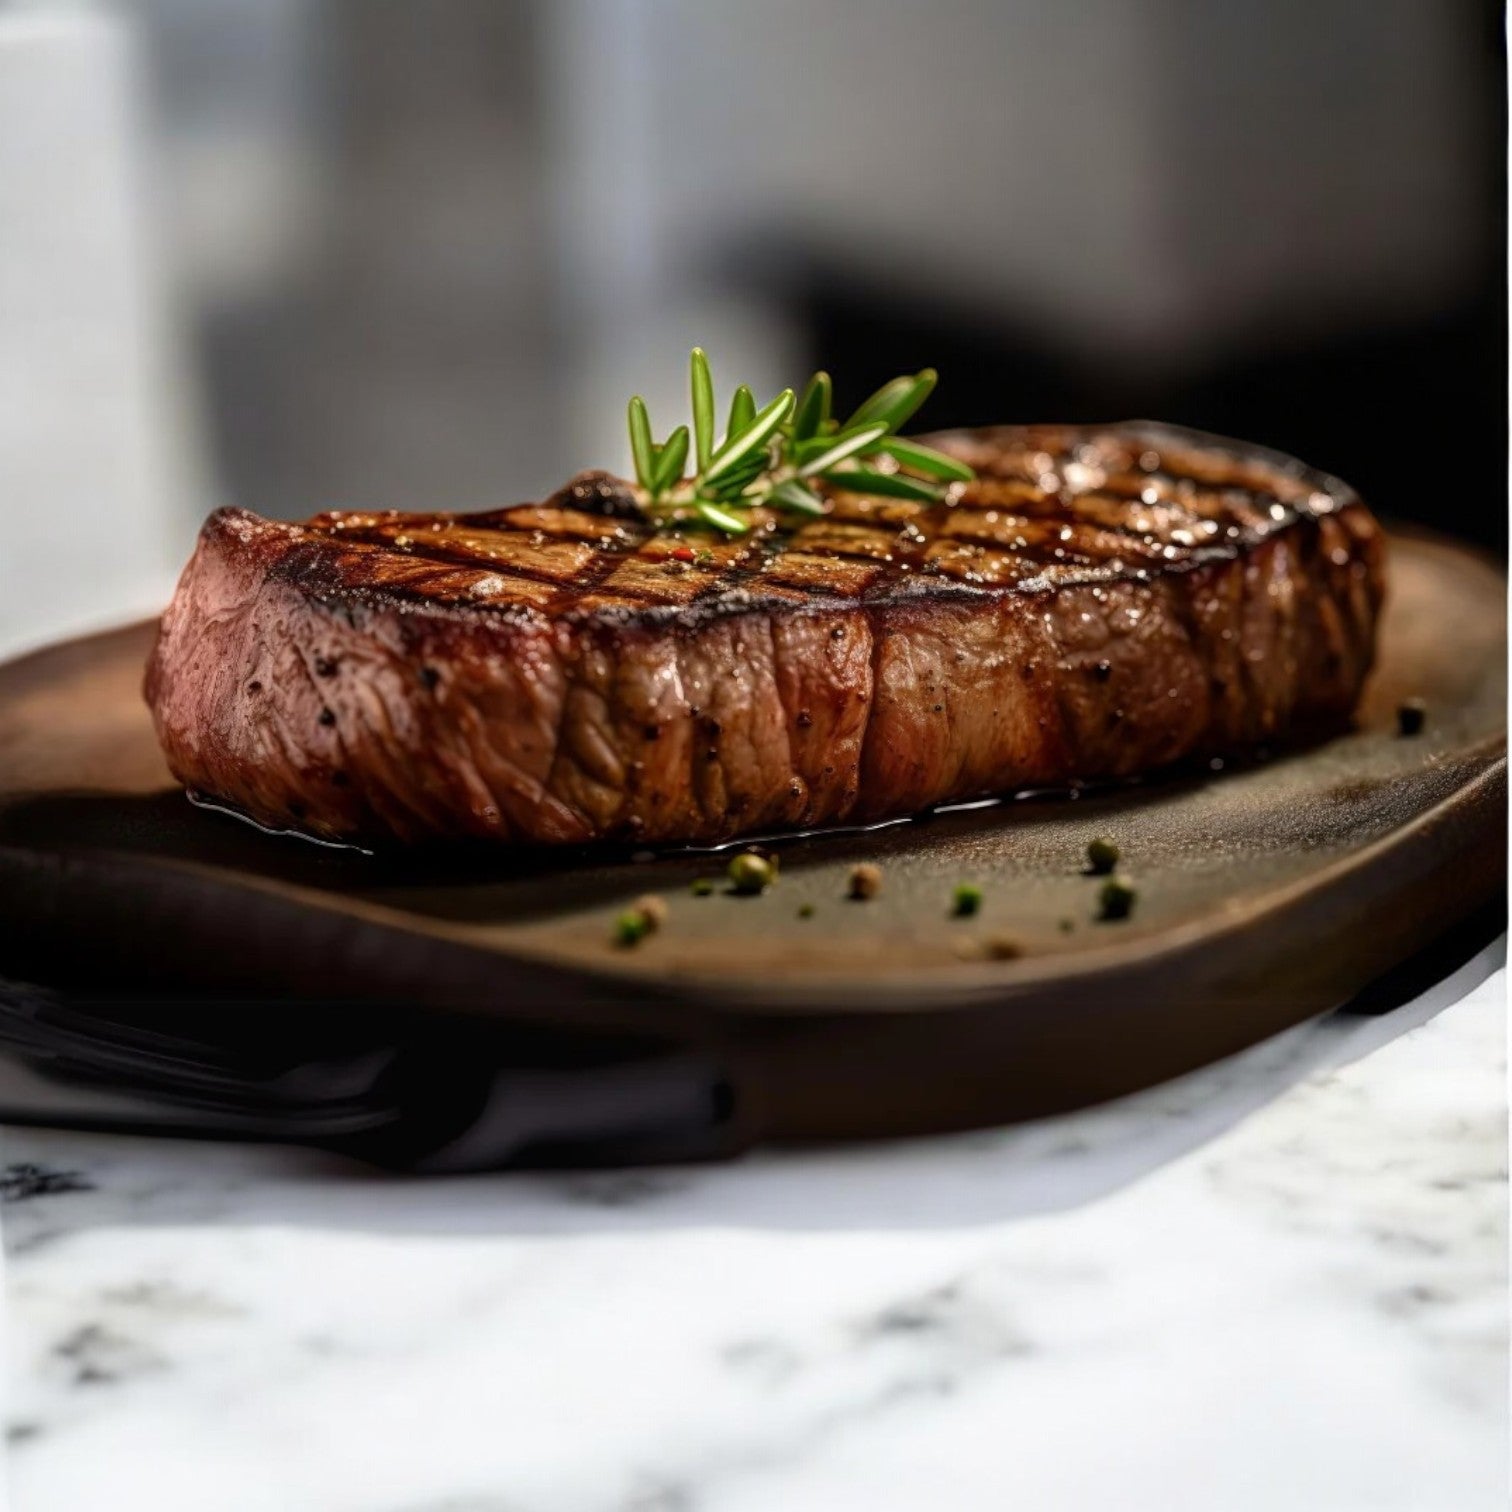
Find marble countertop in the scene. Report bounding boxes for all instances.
[0,943,1503,1511]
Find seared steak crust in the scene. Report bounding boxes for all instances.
[145,424,1384,846]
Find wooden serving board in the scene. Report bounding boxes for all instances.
[0,530,1503,1148]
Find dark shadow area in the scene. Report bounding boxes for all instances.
[783,261,1506,557]
[0,917,1500,1231]
[760,2,1506,555]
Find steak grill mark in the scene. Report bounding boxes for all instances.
[278,426,1334,621]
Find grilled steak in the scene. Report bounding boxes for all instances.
[145,423,1384,847]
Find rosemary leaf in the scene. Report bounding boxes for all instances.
[705,446,769,489]
[627,396,657,493]
[718,445,771,479]
[791,423,884,465]
[690,348,715,472]
[791,435,840,466]
[652,425,690,495]
[845,369,937,433]
[842,375,910,430]
[796,421,888,478]
[694,499,752,534]
[768,478,826,516]
[726,384,756,441]
[818,467,941,502]
[792,371,832,443]
[704,389,795,485]
[705,483,754,507]
[878,435,974,482]
[706,455,767,501]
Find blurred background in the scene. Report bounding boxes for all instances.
[0,0,1503,654]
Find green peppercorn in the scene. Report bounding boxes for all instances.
[1097,875,1137,921]
[614,911,651,946]
[612,893,666,946]
[727,851,774,894]
[1058,918,1075,933]
[1397,698,1426,737]
[690,878,716,897]
[952,883,983,917]
[1086,837,1120,874]
[797,902,815,918]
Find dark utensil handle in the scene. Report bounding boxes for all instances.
[0,974,743,1169]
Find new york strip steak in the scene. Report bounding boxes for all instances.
[145,423,1384,847]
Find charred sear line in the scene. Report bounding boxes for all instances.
[273,426,1347,627]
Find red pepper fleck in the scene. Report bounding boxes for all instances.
[670,545,696,563]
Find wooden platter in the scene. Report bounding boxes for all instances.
[0,530,1503,1152]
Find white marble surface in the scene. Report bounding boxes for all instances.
[0,950,1504,1512]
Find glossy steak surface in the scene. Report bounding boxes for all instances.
[145,423,1384,845]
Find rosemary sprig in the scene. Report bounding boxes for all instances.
[626,350,973,534]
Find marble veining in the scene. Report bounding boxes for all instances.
[0,951,1503,1512]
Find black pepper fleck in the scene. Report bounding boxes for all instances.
[1097,875,1137,921]
[1086,837,1120,874]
